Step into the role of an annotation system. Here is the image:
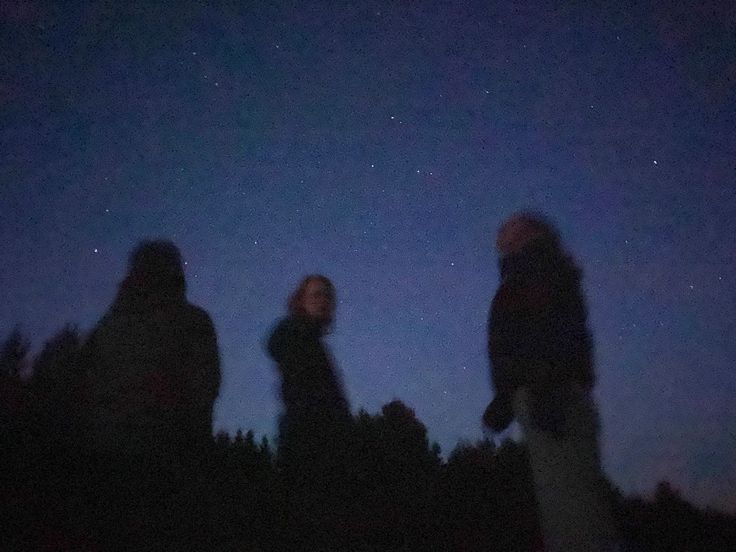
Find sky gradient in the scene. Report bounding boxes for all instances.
[2,1,735,512]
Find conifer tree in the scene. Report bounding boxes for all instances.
[0,327,30,378]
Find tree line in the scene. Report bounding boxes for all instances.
[1,326,734,551]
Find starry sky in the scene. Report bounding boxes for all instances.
[2,1,735,512]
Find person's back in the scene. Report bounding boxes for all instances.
[83,240,220,551]
[87,298,219,456]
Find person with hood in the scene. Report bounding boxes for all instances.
[483,213,621,552]
[267,274,353,550]
[84,240,220,550]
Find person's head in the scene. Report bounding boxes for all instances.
[120,240,186,302]
[495,212,561,258]
[288,275,336,328]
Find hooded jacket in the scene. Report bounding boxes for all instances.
[85,285,220,455]
[486,240,594,433]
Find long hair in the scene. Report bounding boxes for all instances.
[287,274,336,328]
[114,240,186,308]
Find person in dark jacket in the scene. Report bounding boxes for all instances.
[83,240,221,551]
[267,274,353,550]
[483,214,594,434]
[483,213,621,552]
[268,275,351,457]
[85,240,221,456]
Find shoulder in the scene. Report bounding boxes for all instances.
[268,316,299,342]
[267,317,313,361]
[182,304,217,335]
[271,316,302,338]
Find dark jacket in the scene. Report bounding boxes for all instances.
[485,240,594,433]
[268,317,354,546]
[85,290,221,455]
[268,316,351,431]
[267,316,352,478]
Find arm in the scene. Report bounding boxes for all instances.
[185,308,221,443]
[484,279,555,432]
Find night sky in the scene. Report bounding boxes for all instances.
[2,2,734,512]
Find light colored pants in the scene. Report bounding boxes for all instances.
[513,385,621,552]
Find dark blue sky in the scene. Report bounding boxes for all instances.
[2,1,734,512]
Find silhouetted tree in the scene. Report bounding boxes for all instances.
[443,439,503,551]
[349,400,442,550]
[23,326,91,546]
[32,326,85,441]
[0,327,30,378]
[1,323,735,551]
[0,329,34,551]
[439,438,540,552]
[0,329,31,437]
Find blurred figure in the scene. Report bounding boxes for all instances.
[83,240,221,550]
[483,213,620,552]
[268,275,351,460]
[267,275,353,550]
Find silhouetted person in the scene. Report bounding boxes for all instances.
[483,213,620,552]
[267,274,353,550]
[83,240,221,550]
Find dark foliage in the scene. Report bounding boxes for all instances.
[0,327,30,378]
[1,327,734,551]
